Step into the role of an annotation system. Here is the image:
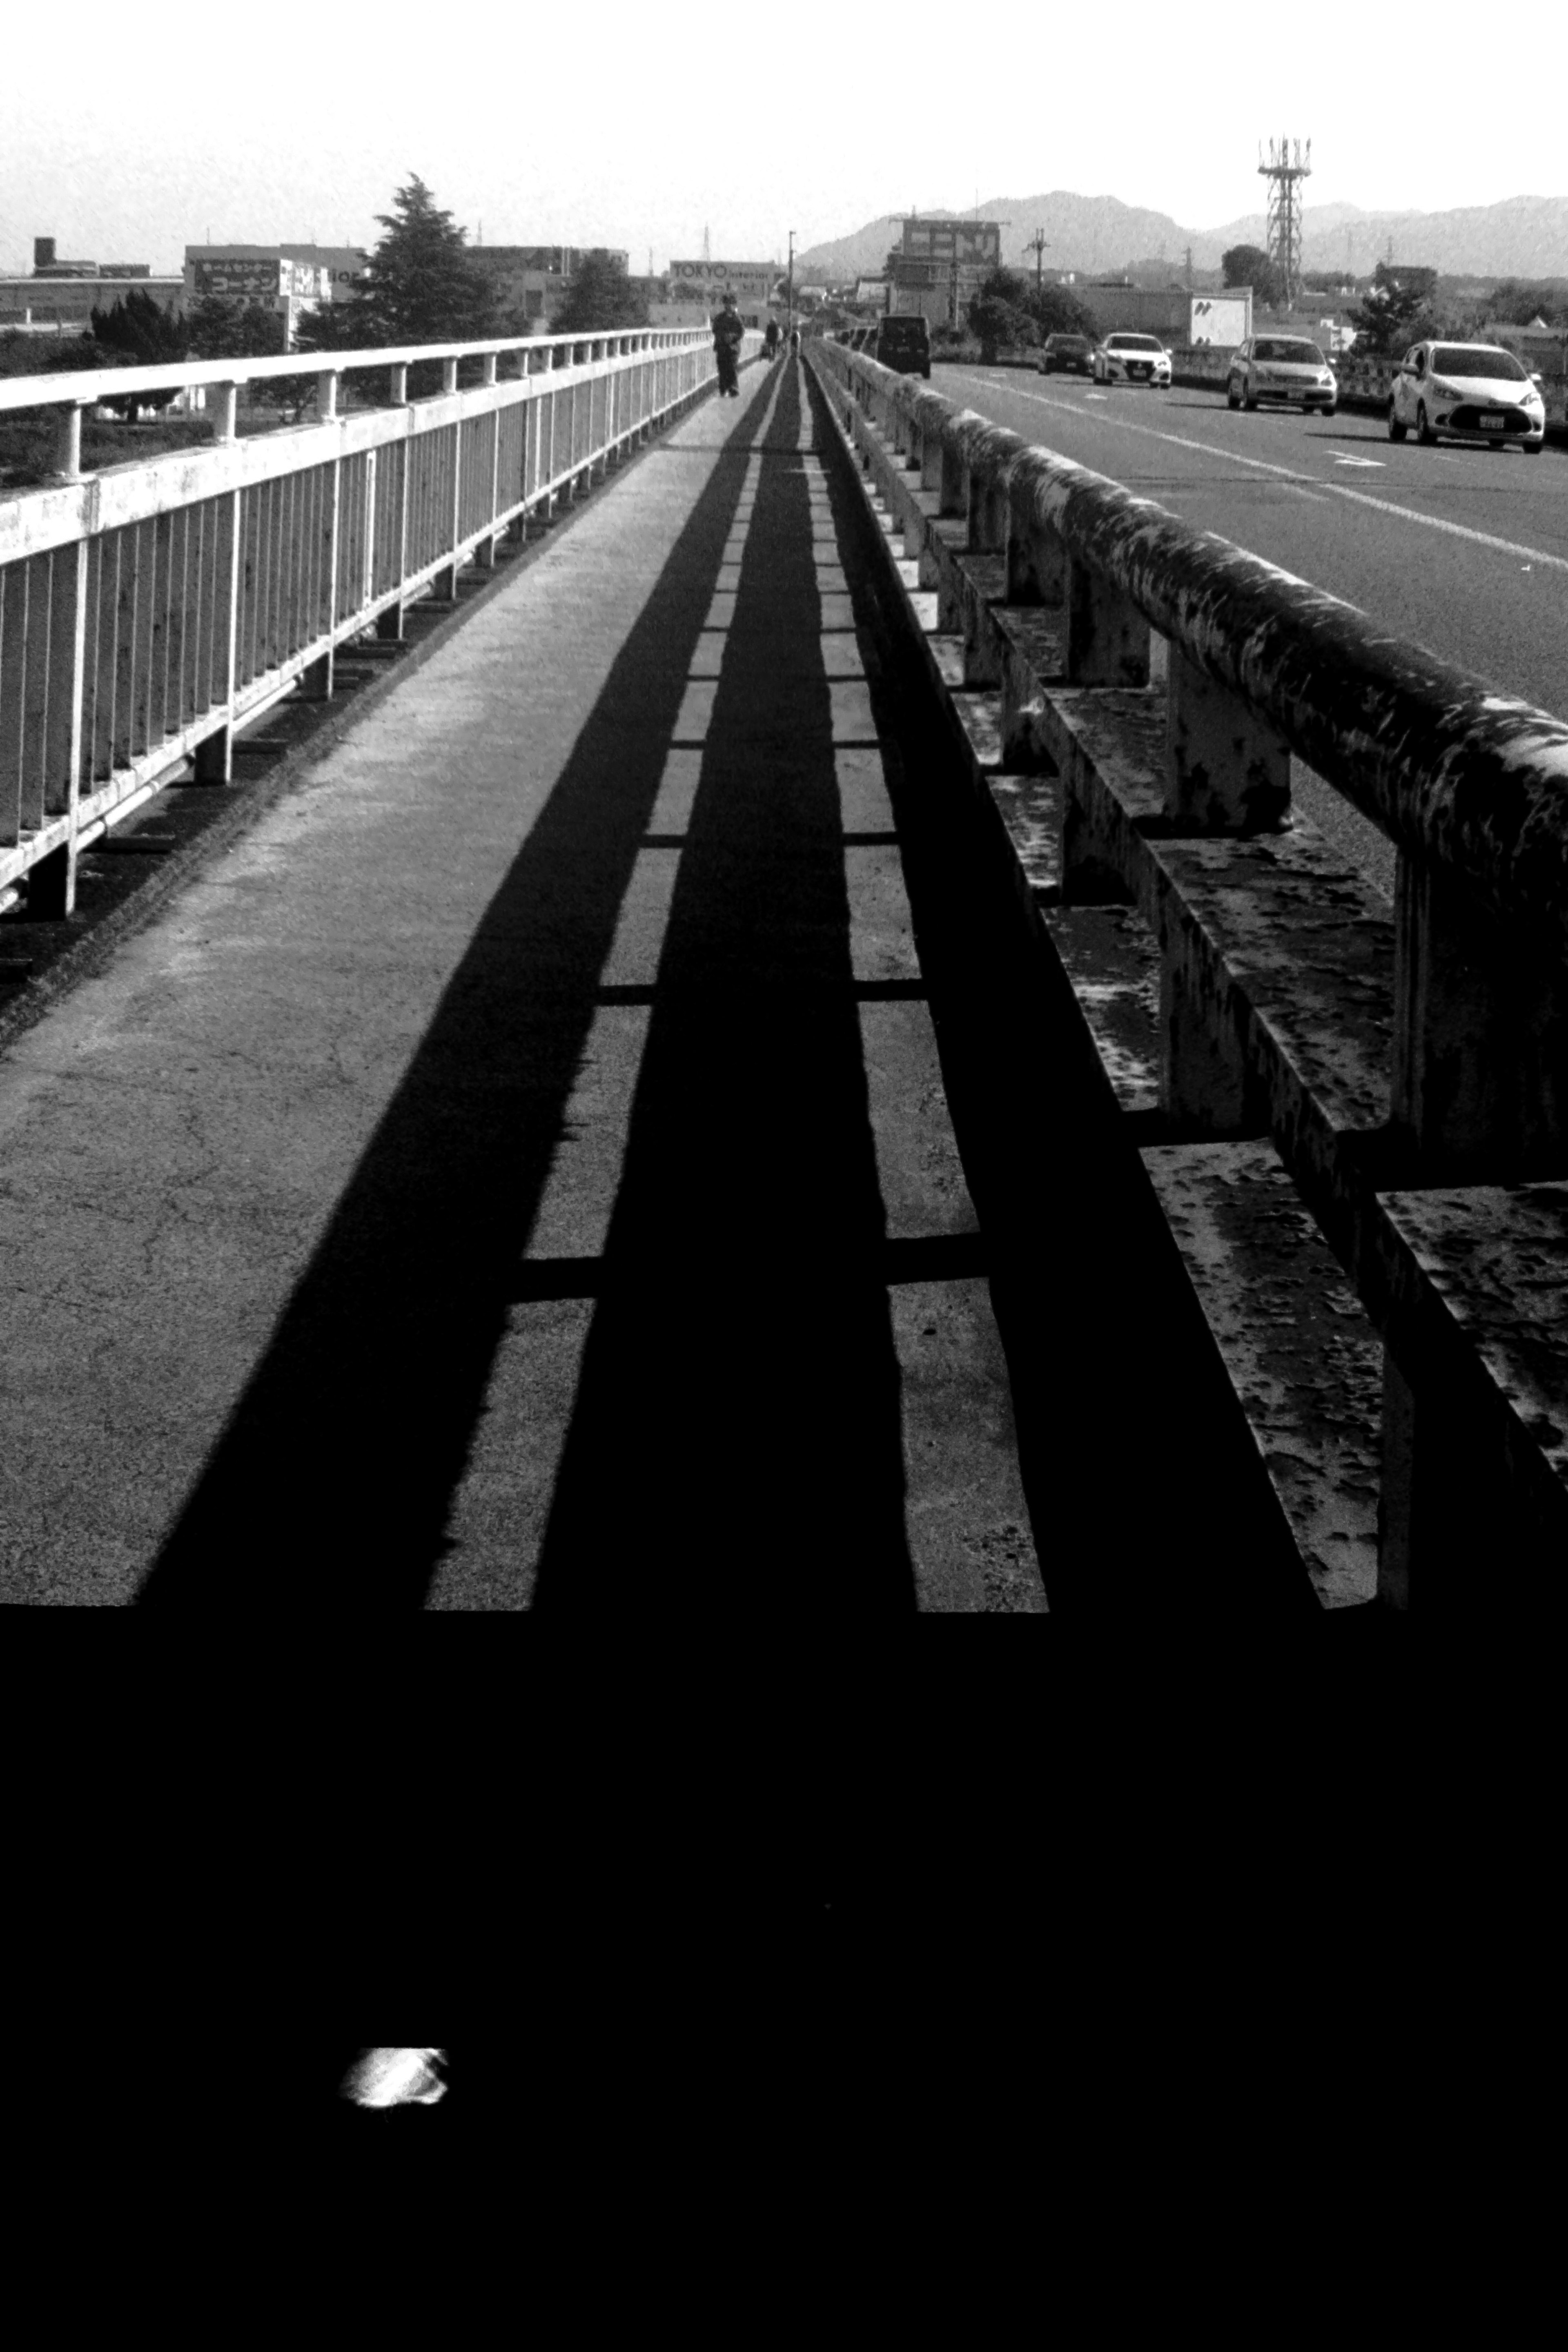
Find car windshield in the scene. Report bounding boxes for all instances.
[1255,339,1324,363]
[1432,345,1527,381]
[1053,337,1089,349]
[1109,336,1162,350]
[880,323,922,342]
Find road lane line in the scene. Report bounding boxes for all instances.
[949,373,1568,576]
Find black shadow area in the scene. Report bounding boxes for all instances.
[135,400,755,1606]
[531,361,917,1610]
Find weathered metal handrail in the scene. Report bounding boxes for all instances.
[815,336,1568,1184]
[0,326,757,913]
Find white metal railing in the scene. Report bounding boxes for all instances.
[0,325,756,909]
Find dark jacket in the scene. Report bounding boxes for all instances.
[712,307,744,354]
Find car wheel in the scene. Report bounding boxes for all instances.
[1417,401,1436,445]
[1388,401,1406,442]
[1490,439,1504,450]
[1321,405,1336,418]
[1227,380,1240,409]
[1243,385,1258,411]
[1523,440,1542,457]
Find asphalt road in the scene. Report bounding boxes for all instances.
[940,365,1568,896]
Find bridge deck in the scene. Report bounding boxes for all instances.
[0,356,1052,1609]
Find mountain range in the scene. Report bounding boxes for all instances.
[795,194,1568,285]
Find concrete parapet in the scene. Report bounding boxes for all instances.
[808,332,1568,1610]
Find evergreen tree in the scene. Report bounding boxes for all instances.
[186,293,285,361]
[304,175,497,348]
[1349,263,1440,357]
[550,252,651,334]
[87,289,188,412]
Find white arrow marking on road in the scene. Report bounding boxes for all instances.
[1334,455,1385,468]
[950,373,1568,576]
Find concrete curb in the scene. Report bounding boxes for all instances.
[0,368,741,1066]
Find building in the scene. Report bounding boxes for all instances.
[183,246,347,346]
[467,247,630,328]
[886,216,1002,326]
[0,237,183,333]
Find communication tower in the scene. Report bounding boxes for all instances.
[1256,136,1311,308]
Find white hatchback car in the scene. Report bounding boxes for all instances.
[1388,342,1545,454]
[1227,336,1337,414]
[1093,333,1172,388]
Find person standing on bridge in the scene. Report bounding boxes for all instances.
[764,317,780,362]
[713,291,744,397]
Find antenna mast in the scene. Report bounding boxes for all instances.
[1257,135,1311,309]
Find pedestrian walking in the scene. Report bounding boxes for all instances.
[764,317,780,361]
[713,291,744,397]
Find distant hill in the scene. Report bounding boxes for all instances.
[796,192,1568,286]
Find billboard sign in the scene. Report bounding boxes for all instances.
[1190,294,1251,347]
[668,259,778,306]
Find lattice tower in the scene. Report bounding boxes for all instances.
[1257,137,1311,308]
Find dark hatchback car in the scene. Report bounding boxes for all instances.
[873,314,932,378]
[1039,334,1094,376]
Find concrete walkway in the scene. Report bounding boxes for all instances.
[0,355,1044,1608]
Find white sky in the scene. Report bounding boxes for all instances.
[7,4,1566,278]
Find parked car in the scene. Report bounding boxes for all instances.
[873,314,931,379]
[1092,333,1172,388]
[1038,334,1095,377]
[1387,341,1545,454]
[1227,337,1337,415]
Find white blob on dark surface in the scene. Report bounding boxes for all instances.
[354,2048,448,2109]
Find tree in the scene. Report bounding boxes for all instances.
[965,266,1038,361]
[1221,244,1285,310]
[305,174,496,349]
[1349,262,1440,356]
[1020,283,1096,340]
[186,294,285,362]
[551,252,651,334]
[87,290,188,412]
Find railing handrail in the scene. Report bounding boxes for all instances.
[827,343,1568,949]
[0,326,714,417]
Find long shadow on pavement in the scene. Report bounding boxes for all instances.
[138,362,916,1609]
[530,363,914,1608]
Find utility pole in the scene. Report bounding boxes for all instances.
[1024,227,1049,296]
[1185,243,1193,291]
[787,229,795,336]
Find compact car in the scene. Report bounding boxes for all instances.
[1092,333,1172,387]
[1226,336,1337,415]
[1387,342,1545,454]
[1038,334,1095,377]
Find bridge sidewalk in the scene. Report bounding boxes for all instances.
[0,354,1043,1608]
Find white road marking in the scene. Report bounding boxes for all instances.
[951,372,1568,575]
[1334,455,1385,468]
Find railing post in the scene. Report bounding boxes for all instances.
[389,363,408,407]
[1164,647,1290,833]
[29,536,90,918]
[212,381,238,445]
[316,369,339,423]
[1390,850,1568,1180]
[1066,553,1150,686]
[53,399,87,485]
[194,488,242,781]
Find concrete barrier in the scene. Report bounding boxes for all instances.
[809,336,1568,1606]
[0,325,761,917]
